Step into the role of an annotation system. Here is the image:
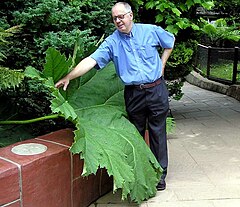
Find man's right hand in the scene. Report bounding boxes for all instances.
[54,56,97,91]
[55,77,70,91]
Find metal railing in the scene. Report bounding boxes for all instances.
[194,44,240,85]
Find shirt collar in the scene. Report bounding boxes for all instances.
[117,23,135,39]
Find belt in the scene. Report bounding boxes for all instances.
[126,78,162,90]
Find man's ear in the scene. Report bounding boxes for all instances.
[130,12,133,20]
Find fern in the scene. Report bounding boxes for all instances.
[0,26,24,90]
[0,26,22,62]
[0,67,24,90]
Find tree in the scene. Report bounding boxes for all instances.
[130,0,214,35]
[0,0,115,70]
[214,0,240,18]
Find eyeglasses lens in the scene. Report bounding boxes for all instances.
[113,12,130,21]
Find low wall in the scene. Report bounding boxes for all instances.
[186,70,240,102]
[0,128,113,207]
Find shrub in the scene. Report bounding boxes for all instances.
[0,0,115,70]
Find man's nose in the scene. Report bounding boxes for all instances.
[115,17,121,23]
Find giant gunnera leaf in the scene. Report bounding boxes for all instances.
[34,48,163,204]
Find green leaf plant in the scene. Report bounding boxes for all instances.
[0,25,22,62]
[0,47,177,203]
[143,0,214,35]
[199,18,240,47]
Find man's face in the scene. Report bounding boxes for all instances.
[112,4,133,34]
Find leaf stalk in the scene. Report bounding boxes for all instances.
[0,114,63,125]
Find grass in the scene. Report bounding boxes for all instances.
[199,60,240,82]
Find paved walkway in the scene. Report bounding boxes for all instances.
[91,82,240,207]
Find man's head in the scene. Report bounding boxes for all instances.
[112,2,133,34]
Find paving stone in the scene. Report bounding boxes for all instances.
[147,200,215,207]
[213,199,240,207]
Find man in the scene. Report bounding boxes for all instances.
[55,2,175,191]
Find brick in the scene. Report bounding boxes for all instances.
[0,139,71,207]
[0,159,19,205]
[73,171,101,207]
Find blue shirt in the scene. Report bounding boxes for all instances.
[90,23,175,85]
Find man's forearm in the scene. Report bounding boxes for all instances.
[161,48,173,76]
[161,48,173,67]
[66,56,97,81]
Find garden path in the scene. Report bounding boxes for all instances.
[91,82,240,207]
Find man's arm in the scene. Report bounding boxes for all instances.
[55,56,97,90]
[161,48,173,76]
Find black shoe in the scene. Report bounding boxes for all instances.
[156,179,166,191]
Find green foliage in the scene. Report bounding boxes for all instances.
[0,125,35,148]
[166,116,176,133]
[43,48,73,83]
[199,60,236,81]
[0,78,59,140]
[0,67,24,90]
[214,0,240,18]
[167,42,195,71]
[0,26,21,43]
[164,40,198,100]
[0,56,70,136]
[23,48,163,203]
[1,77,52,119]
[0,0,115,70]
[0,24,104,138]
[35,29,96,57]
[166,80,184,100]
[0,26,21,62]
[199,18,240,46]
[0,46,177,203]
[138,0,214,35]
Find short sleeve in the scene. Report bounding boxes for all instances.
[153,25,175,49]
[90,40,112,69]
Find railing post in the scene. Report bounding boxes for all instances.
[232,47,239,84]
[207,46,211,78]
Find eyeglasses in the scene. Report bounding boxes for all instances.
[113,11,131,22]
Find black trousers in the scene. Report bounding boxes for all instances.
[124,79,169,179]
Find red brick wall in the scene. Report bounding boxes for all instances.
[0,129,113,207]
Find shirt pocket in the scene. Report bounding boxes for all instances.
[138,45,155,60]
